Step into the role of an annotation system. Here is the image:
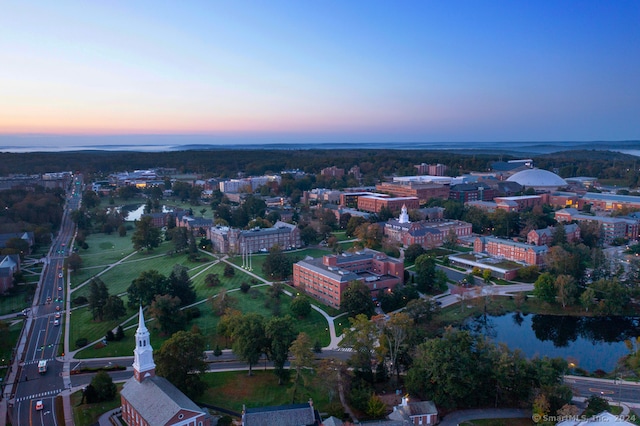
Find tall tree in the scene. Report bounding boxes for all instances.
[406,328,498,408]
[341,281,375,318]
[168,265,196,306]
[265,315,297,384]
[378,312,413,383]
[149,294,185,335]
[289,332,316,403]
[231,313,268,376]
[88,278,109,321]
[414,254,437,293]
[155,330,207,399]
[103,295,126,321]
[131,215,162,252]
[339,313,381,382]
[126,270,169,307]
[533,272,557,304]
[90,370,117,402]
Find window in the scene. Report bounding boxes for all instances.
[178,413,184,419]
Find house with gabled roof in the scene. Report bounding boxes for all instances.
[387,396,438,425]
[120,307,211,426]
[0,254,20,293]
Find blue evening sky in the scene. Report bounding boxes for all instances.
[0,1,638,147]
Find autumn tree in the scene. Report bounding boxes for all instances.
[339,313,381,383]
[131,215,162,252]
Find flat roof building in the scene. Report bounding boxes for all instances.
[293,249,404,309]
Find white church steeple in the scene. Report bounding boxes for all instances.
[399,204,410,224]
[132,305,156,382]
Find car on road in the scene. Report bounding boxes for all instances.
[55,305,60,311]
[55,312,60,319]
[58,272,63,278]
[54,319,59,326]
[35,400,43,411]
[58,286,62,291]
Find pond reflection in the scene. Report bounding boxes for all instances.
[463,314,640,372]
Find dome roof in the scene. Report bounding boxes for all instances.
[506,169,567,188]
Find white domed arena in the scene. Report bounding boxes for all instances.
[506,168,567,191]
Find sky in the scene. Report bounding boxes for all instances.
[1,1,639,148]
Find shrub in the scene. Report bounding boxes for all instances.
[240,282,251,293]
[72,296,88,306]
[105,330,115,341]
[75,338,88,348]
[184,307,201,321]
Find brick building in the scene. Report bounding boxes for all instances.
[320,166,345,178]
[555,208,640,243]
[493,195,542,212]
[357,195,419,214]
[474,236,548,266]
[527,224,580,246]
[209,221,301,254]
[121,307,211,426]
[449,183,496,203]
[293,249,404,309]
[376,181,450,204]
[384,206,472,249]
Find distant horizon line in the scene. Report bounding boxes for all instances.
[1,139,640,155]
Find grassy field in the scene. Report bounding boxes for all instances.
[71,384,124,426]
[73,249,211,299]
[0,284,35,315]
[0,321,24,368]
[199,370,332,413]
[227,248,330,281]
[75,285,331,358]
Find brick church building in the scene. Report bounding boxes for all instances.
[120,307,211,426]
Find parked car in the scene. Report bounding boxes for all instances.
[35,400,43,411]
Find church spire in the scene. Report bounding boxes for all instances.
[132,305,156,382]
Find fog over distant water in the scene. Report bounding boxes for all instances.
[1,136,639,156]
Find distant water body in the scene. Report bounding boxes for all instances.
[1,139,640,155]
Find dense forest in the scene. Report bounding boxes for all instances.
[1,148,639,186]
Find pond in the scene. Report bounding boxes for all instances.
[464,313,640,372]
[121,204,174,221]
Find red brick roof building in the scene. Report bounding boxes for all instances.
[293,249,404,309]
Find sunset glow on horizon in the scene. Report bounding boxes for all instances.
[1,1,639,146]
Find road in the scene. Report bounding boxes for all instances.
[564,375,640,405]
[8,175,81,426]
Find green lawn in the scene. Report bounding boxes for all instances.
[72,233,136,270]
[0,321,24,368]
[331,231,349,242]
[71,384,124,426]
[0,284,36,315]
[227,248,330,281]
[73,250,211,299]
[199,370,332,414]
[75,285,331,358]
